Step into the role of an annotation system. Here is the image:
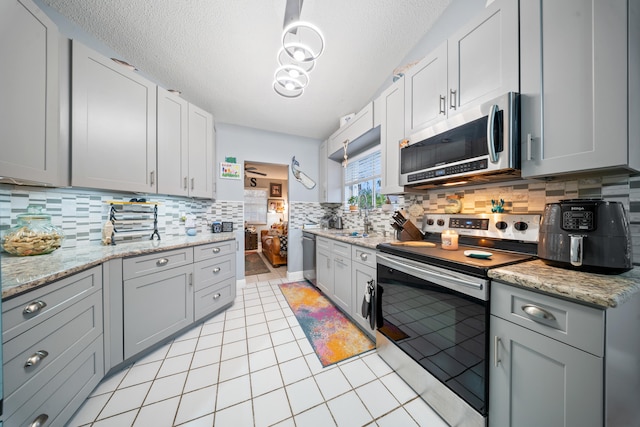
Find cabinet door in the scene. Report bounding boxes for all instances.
[187,104,214,198]
[123,264,193,359]
[332,252,352,313]
[0,0,59,185]
[72,41,157,193]
[520,0,630,177]
[157,87,189,196]
[351,261,375,335]
[378,78,405,194]
[319,140,343,203]
[404,42,448,135]
[448,0,519,113]
[489,316,603,427]
[316,248,333,296]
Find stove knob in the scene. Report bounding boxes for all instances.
[426,218,435,226]
[514,221,528,231]
[495,221,508,230]
[437,219,445,227]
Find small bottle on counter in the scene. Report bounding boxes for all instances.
[441,229,459,250]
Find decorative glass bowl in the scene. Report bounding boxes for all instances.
[2,205,64,256]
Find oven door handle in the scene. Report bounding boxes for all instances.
[377,254,484,291]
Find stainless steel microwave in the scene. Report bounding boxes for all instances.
[400,92,520,189]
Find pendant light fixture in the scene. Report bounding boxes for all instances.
[273,0,325,98]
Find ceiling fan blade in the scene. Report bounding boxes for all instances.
[246,170,267,176]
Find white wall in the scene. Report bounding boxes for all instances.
[215,123,321,202]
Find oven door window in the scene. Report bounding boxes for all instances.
[377,264,488,415]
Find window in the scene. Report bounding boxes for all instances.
[344,148,383,209]
[244,188,267,224]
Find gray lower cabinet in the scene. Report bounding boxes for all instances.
[489,282,604,427]
[193,241,236,321]
[331,241,352,313]
[2,266,104,427]
[316,237,334,297]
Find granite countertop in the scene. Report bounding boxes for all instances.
[1,233,235,300]
[302,228,395,249]
[488,259,640,309]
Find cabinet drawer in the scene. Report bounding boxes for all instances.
[194,240,235,262]
[352,245,376,268]
[332,241,351,259]
[194,277,235,321]
[123,247,193,280]
[193,254,235,291]
[4,336,104,427]
[2,266,101,343]
[491,282,604,356]
[3,290,103,400]
[317,236,331,251]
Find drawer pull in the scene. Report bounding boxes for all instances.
[360,253,368,261]
[522,304,556,321]
[30,414,49,427]
[156,258,169,266]
[494,336,501,367]
[212,247,221,254]
[213,293,221,300]
[25,350,49,368]
[23,300,47,315]
[213,267,221,273]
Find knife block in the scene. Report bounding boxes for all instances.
[400,220,424,241]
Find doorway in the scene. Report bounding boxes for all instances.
[243,161,288,279]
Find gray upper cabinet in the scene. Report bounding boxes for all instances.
[319,140,343,203]
[72,41,157,193]
[376,77,405,195]
[520,0,640,177]
[187,103,215,199]
[157,87,189,197]
[0,0,60,185]
[405,0,519,136]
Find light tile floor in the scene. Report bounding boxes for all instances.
[67,251,449,427]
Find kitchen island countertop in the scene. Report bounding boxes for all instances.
[489,259,640,309]
[1,233,235,300]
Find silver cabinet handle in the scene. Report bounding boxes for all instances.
[213,293,221,300]
[213,267,221,273]
[25,350,49,368]
[189,273,193,287]
[522,304,556,321]
[191,178,195,190]
[156,258,169,266]
[494,336,501,367]
[30,414,49,427]
[184,177,188,190]
[449,89,457,110]
[23,300,47,315]
[150,170,155,186]
[439,95,446,115]
[212,247,221,254]
[360,253,368,261]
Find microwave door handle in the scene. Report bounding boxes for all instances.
[487,104,499,163]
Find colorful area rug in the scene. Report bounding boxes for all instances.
[279,281,375,367]
[245,252,271,276]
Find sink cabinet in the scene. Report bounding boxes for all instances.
[2,266,104,427]
[0,0,60,185]
[520,0,640,178]
[315,236,352,313]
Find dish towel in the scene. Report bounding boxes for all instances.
[361,280,376,330]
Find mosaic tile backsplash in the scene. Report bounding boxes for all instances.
[1,173,639,265]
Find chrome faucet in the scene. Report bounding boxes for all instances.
[359,194,372,234]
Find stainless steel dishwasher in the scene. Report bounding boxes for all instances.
[302,231,316,285]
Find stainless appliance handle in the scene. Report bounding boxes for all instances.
[377,254,483,291]
[569,234,585,266]
[487,104,499,163]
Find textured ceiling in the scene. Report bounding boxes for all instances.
[43,0,451,140]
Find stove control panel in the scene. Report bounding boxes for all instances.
[422,214,541,243]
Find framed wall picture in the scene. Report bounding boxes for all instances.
[269,183,282,197]
[268,199,284,212]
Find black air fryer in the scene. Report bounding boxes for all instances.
[538,199,633,273]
